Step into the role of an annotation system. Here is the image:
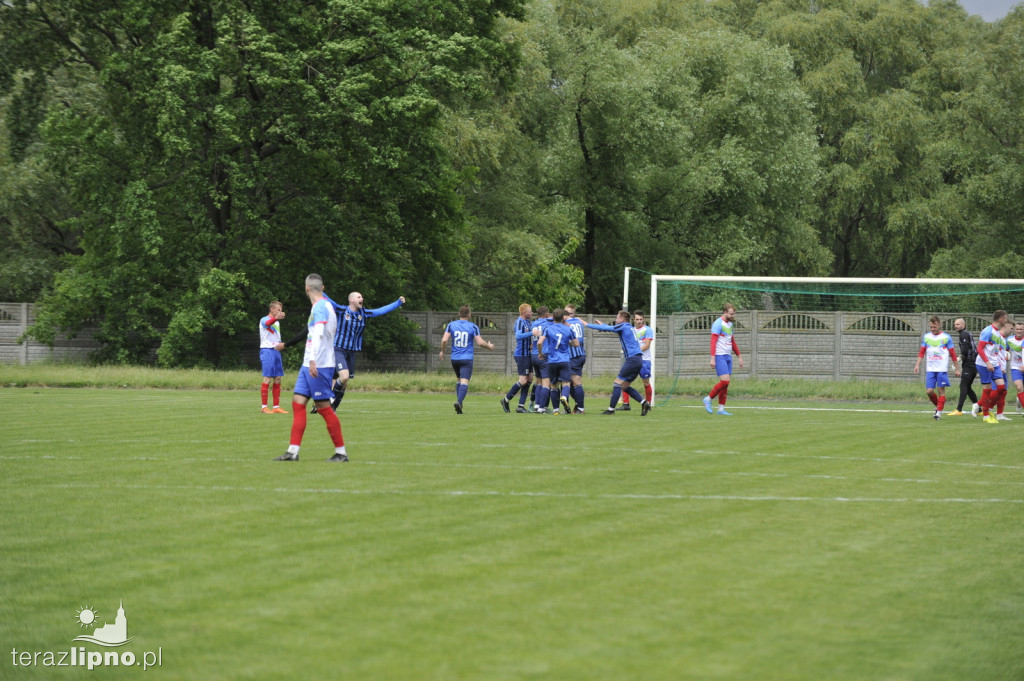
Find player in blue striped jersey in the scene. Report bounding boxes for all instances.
[537,309,579,414]
[564,304,588,413]
[324,291,406,408]
[501,303,536,414]
[530,306,554,413]
[439,305,496,414]
[585,310,651,416]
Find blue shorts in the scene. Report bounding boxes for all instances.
[260,348,283,378]
[976,363,1005,385]
[715,355,733,377]
[532,355,549,380]
[925,371,951,389]
[335,348,357,377]
[639,359,652,380]
[294,365,336,401]
[570,356,586,377]
[1013,369,1024,383]
[617,355,643,383]
[548,361,572,383]
[452,360,474,380]
[514,355,533,376]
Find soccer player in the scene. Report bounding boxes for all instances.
[585,310,651,416]
[501,303,535,414]
[530,306,553,413]
[995,319,1015,420]
[259,301,288,414]
[564,304,588,414]
[619,311,654,411]
[703,303,745,416]
[327,291,406,408]
[950,318,978,416]
[537,309,579,414]
[975,309,1009,424]
[276,274,347,462]
[439,305,496,413]
[913,316,960,420]
[1007,321,1024,418]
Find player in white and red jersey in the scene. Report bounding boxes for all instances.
[703,303,744,416]
[913,316,960,420]
[974,310,1008,424]
[276,274,347,462]
[258,301,288,414]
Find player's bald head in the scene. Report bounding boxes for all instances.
[348,292,361,303]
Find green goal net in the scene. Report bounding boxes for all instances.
[639,274,1024,404]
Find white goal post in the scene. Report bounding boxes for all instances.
[625,269,1024,406]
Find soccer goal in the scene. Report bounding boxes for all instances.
[626,270,1024,405]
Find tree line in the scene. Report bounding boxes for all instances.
[1,0,1022,366]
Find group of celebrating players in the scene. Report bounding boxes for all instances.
[261,273,956,460]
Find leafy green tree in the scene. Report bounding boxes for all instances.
[0,0,523,364]
[461,0,825,312]
[729,0,983,279]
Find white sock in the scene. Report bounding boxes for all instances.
[287,445,300,455]
[335,446,347,455]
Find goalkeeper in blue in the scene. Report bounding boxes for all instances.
[584,310,651,416]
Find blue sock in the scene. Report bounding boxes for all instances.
[609,385,622,409]
[624,386,644,403]
[574,385,584,408]
[506,382,522,401]
[456,383,468,405]
[550,387,561,410]
[519,383,532,405]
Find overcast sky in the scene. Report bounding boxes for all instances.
[952,0,1020,20]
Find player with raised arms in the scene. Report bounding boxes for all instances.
[913,315,960,420]
[585,310,651,416]
[439,305,495,414]
[276,274,348,462]
[703,303,745,416]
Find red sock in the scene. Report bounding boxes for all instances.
[997,389,1007,415]
[718,384,729,406]
[937,395,946,411]
[289,403,307,447]
[645,384,653,403]
[928,393,939,406]
[623,393,630,404]
[272,384,281,408]
[318,406,345,447]
[260,383,269,407]
[1018,393,1024,410]
[981,388,991,414]
[709,380,728,399]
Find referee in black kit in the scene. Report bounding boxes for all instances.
[951,317,979,416]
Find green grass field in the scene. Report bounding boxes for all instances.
[2,387,1022,680]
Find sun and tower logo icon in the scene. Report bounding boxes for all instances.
[73,599,132,647]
